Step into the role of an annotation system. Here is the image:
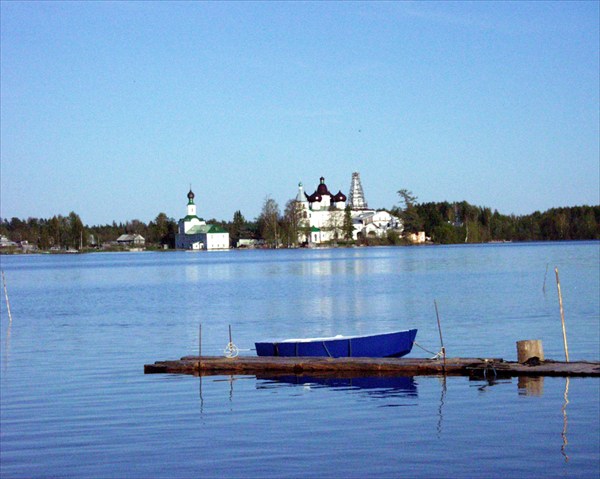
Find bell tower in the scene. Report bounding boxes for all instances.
[187,188,197,217]
[348,172,368,210]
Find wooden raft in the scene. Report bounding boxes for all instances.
[144,356,600,378]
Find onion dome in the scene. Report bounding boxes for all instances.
[307,192,322,203]
[187,189,195,200]
[316,177,331,196]
[333,190,347,202]
[296,182,308,203]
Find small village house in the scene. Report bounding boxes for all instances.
[116,234,146,247]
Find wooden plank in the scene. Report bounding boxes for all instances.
[144,356,600,378]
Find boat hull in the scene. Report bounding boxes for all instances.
[255,329,417,358]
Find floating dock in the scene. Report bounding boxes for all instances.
[144,356,600,378]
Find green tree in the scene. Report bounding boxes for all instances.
[577,208,599,239]
[397,189,423,234]
[432,223,460,244]
[148,212,175,246]
[38,226,51,250]
[48,216,61,247]
[230,210,246,247]
[67,212,85,249]
[342,206,354,242]
[397,189,417,209]
[416,202,444,236]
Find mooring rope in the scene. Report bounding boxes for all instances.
[224,342,239,358]
[413,341,444,360]
[482,359,497,379]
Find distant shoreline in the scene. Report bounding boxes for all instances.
[2,239,598,256]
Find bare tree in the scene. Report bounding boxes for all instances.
[282,199,303,247]
[258,196,280,248]
[325,210,344,244]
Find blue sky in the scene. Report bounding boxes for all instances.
[1,1,598,225]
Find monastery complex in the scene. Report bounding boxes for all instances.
[174,172,408,250]
[296,172,402,245]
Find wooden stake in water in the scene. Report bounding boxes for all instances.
[555,267,569,362]
[434,300,446,372]
[199,323,202,358]
[198,322,202,376]
[2,270,13,323]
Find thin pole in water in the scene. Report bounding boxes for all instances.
[199,323,202,358]
[555,267,569,362]
[198,322,202,376]
[2,270,12,323]
[434,300,446,372]
[543,263,549,294]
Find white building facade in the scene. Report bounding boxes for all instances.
[175,189,230,250]
[295,174,403,245]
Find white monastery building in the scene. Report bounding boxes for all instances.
[175,189,230,250]
[296,173,402,245]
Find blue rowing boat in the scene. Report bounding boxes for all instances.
[255,329,417,358]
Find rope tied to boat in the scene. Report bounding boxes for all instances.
[224,324,239,358]
[224,342,239,358]
[413,341,445,360]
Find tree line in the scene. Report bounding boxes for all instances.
[0,211,261,251]
[1,194,598,251]
[254,192,600,248]
[392,190,600,243]
[0,212,180,250]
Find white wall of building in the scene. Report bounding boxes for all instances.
[205,232,229,250]
[175,189,230,250]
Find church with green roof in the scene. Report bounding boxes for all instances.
[175,189,230,250]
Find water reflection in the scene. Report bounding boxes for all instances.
[437,376,446,438]
[470,377,513,392]
[185,264,201,282]
[198,374,204,414]
[213,375,238,404]
[192,372,583,469]
[255,374,418,402]
[561,377,570,462]
[2,317,10,372]
[518,376,545,396]
[471,374,570,462]
[185,261,237,282]
[516,375,572,463]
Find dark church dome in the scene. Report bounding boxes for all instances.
[316,177,331,196]
[333,190,347,202]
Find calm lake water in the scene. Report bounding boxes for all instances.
[1,242,599,478]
